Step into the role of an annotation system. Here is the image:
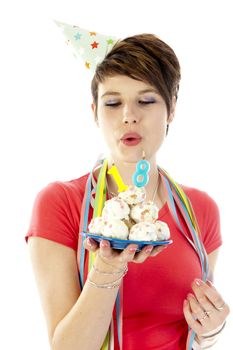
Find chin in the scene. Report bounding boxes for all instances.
[108,142,156,163]
[118,149,145,164]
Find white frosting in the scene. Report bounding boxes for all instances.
[102,197,130,220]
[130,201,159,223]
[129,222,158,241]
[118,185,146,205]
[88,216,105,234]
[102,219,129,239]
[154,220,170,240]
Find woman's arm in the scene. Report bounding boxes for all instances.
[28,237,121,350]
[28,236,165,350]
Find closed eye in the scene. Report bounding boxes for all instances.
[105,101,155,107]
[139,101,155,105]
[105,102,121,107]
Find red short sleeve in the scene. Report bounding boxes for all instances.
[200,192,222,254]
[182,185,222,254]
[183,186,223,255]
[25,181,80,250]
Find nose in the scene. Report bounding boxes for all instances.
[122,105,139,125]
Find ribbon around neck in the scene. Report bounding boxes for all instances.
[77,156,209,350]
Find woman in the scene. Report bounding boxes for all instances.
[25,30,229,349]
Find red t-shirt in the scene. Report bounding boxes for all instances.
[25,173,222,350]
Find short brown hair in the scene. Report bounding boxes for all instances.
[91,33,181,117]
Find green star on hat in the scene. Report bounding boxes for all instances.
[54,20,119,74]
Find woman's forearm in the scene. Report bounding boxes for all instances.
[51,255,126,350]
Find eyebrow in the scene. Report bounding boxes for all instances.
[101,88,159,98]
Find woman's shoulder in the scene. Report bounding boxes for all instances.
[41,172,90,195]
[181,183,207,199]
[55,172,91,193]
[180,183,215,202]
[179,183,220,217]
[26,173,92,251]
[32,172,91,210]
[179,183,222,253]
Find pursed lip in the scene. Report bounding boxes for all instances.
[120,132,142,141]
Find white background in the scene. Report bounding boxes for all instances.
[0,0,232,348]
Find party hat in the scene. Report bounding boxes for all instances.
[54,20,119,74]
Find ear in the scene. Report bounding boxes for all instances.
[167,96,177,124]
[91,102,99,126]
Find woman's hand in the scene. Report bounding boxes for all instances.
[83,238,167,268]
[183,279,230,339]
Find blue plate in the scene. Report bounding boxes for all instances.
[82,232,173,252]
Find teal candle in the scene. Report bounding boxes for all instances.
[132,159,150,187]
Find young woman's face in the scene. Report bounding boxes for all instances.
[93,75,176,163]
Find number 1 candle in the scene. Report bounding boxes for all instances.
[107,163,128,192]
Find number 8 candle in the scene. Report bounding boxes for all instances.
[132,150,150,187]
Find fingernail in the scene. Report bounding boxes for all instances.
[145,247,153,254]
[187,293,194,299]
[207,279,213,286]
[183,299,188,306]
[100,240,109,248]
[87,238,92,247]
[129,247,137,253]
[195,279,203,286]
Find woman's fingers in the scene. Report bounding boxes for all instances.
[99,239,115,258]
[119,244,139,263]
[150,245,168,256]
[132,245,153,263]
[183,279,230,337]
[83,237,99,252]
[133,244,167,263]
[183,299,203,335]
[84,238,168,265]
[191,279,230,323]
[187,293,215,328]
[97,241,139,268]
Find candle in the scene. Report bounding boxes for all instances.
[107,164,128,192]
[132,157,150,187]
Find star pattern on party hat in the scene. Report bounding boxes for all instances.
[54,20,119,74]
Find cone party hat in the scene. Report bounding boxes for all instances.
[54,20,119,74]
